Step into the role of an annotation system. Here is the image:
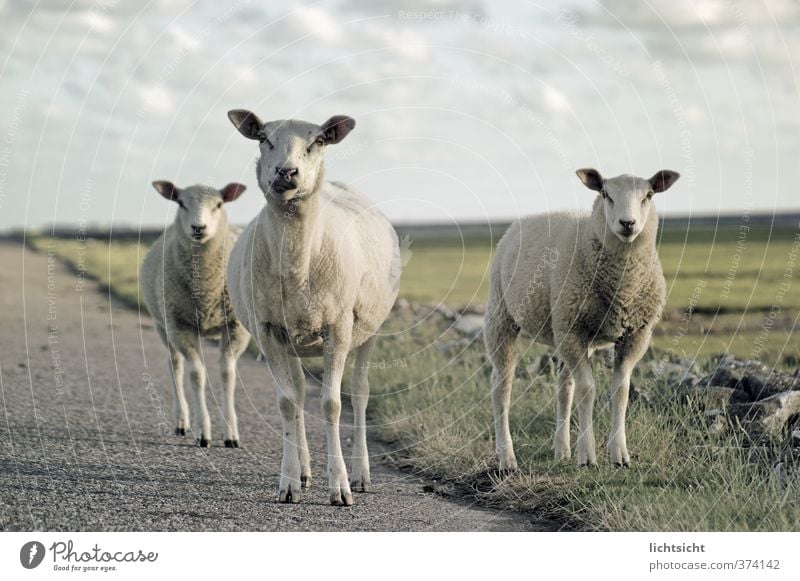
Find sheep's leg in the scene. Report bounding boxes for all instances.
[553,362,575,461]
[287,356,312,489]
[322,321,354,506]
[177,332,212,447]
[263,336,303,503]
[220,322,249,448]
[350,335,376,492]
[557,339,596,466]
[165,344,190,436]
[156,324,189,435]
[484,304,520,472]
[608,327,652,466]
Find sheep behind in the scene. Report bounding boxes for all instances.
[140,181,250,447]
[485,168,679,469]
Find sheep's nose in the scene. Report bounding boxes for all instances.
[191,224,206,235]
[275,166,299,179]
[619,219,636,231]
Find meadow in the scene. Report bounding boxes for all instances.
[29,223,800,530]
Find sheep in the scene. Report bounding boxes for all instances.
[140,180,251,448]
[484,168,680,468]
[226,110,401,506]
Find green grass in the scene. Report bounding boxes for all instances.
[365,315,800,531]
[28,236,148,309]
[29,225,800,530]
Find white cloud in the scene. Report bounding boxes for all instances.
[293,5,343,43]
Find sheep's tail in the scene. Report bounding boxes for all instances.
[483,262,518,368]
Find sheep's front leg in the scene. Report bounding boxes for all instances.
[220,322,250,448]
[263,336,303,503]
[608,326,653,467]
[322,322,353,506]
[350,335,376,492]
[168,348,190,436]
[287,356,312,489]
[557,338,596,466]
[173,331,211,447]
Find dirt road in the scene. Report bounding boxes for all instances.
[0,241,539,531]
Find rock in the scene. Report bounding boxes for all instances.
[459,302,486,316]
[435,338,470,355]
[648,360,698,387]
[731,391,800,436]
[434,304,457,320]
[452,314,484,337]
[708,358,800,400]
[690,385,750,409]
[393,298,412,316]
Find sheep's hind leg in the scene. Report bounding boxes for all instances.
[349,335,376,492]
[322,320,354,506]
[287,356,312,489]
[553,361,575,461]
[176,331,212,447]
[556,338,596,466]
[220,322,249,448]
[485,305,520,472]
[608,327,652,467]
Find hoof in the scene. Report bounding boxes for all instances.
[497,467,518,478]
[578,461,598,468]
[614,461,630,469]
[174,427,186,436]
[301,475,312,490]
[350,479,370,493]
[196,437,209,448]
[279,487,302,504]
[224,439,239,448]
[330,490,354,506]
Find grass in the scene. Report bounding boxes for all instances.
[28,236,149,309]
[28,224,800,530]
[365,315,800,530]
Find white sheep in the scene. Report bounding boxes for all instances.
[485,168,679,468]
[140,181,251,447]
[226,110,401,506]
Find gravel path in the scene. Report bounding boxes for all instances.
[0,241,540,531]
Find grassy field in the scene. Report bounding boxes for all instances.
[28,224,800,530]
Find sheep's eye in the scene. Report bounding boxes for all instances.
[258,134,274,150]
[315,137,325,147]
[177,200,186,210]
[601,190,613,204]
[216,202,223,209]
[643,191,654,204]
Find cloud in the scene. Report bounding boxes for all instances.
[292,5,343,43]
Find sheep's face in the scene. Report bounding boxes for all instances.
[152,181,247,244]
[227,110,355,203]
[576,168,680,243]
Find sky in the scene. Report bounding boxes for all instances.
[0,0,798,230]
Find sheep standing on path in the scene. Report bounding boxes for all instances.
[485,168,679,468]
[140,181,251,447]
[226,110,401,506]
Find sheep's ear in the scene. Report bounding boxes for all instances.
[220,183,247,203]
[152,180,179,201]
[319,115,355,145]
[575,168,604,192]
[649,170,680,193]
[228,109,264,140]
